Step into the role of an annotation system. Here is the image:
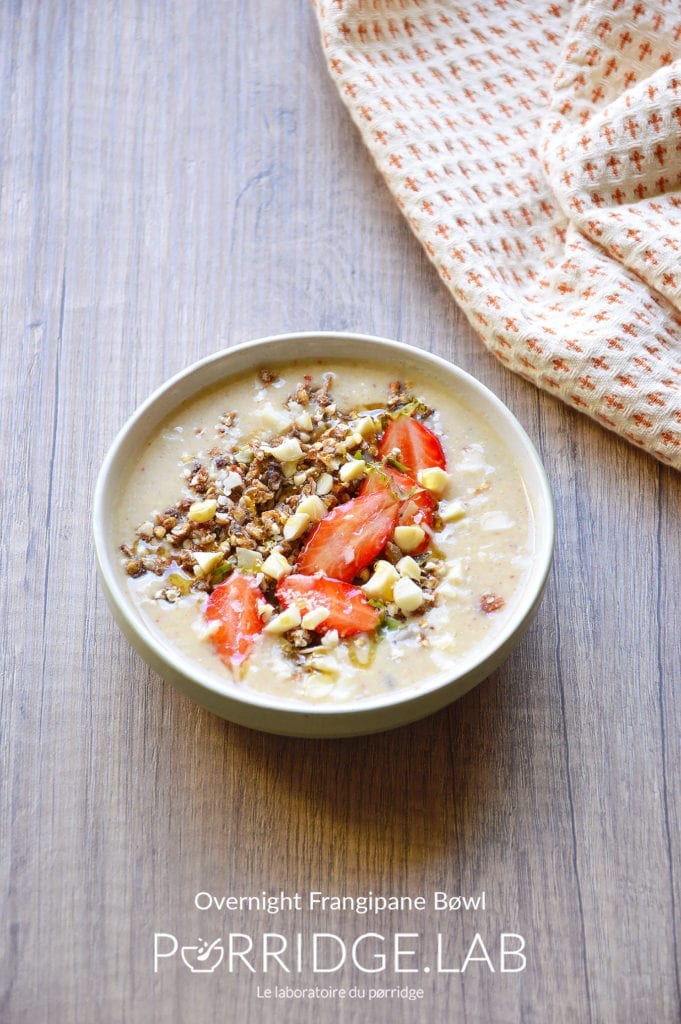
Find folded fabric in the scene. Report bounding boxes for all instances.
[314,0,681,470]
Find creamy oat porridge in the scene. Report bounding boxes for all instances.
[115,359,534,703]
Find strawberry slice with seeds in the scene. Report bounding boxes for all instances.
[296,489,399,582]
[205,572,265,668]
[378,416,446,474]
[362,467,435,554]
[277,574,380,637]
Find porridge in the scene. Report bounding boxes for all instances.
[115,359,534,703]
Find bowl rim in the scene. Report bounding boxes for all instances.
[93,330,555,720]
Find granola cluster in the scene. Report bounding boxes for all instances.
[121,371,446,652]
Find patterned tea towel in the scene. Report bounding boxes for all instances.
[313,0,681,469]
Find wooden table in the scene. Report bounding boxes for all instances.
[2,3,679,1021]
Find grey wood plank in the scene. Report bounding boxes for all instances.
[0,1,679,1022]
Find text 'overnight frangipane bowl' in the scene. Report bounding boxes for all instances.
[93,333,554,737]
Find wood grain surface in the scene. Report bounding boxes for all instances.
[1,2,679,1022]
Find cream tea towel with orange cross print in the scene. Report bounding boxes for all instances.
[313,0,681,470]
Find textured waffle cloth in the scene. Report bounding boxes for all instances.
[313,0,681,469]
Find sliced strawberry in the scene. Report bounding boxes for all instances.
[277,574,380,637]
[362,467,435,554]
[205,572,265,668]
[295,489,399,582]
[378,415,446,474]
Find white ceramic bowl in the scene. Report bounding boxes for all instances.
[93,332,554,737]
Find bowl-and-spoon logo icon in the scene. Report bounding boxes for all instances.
[180,937,224,973]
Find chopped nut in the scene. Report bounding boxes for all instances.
[316,472,334,495]
[480,593,505,614]
[283,511,311,541]
[257,599,274,623]
[440,499,466,523]
[393,524,426,552]
[222,470,243,493]
[301,607,331,630]
[258,367,279,386]
[288,628,313,649]
[362,559,400,600]
[396,555,421,580]
[190,467,210,492]
[382,541,403,565]
[136,521,155,540]
[261,510,283,536]
[297,494,326,521]
[393,577,424,613]
[339,459,367,483]
[267,438,304,463]
[264,606,302,634]
[188,498,218,523]
[262,550,292,580]
[193,551,224,577]
[417,466,449,496]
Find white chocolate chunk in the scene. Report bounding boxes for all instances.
[267,437,304,463]
[264,606,302,634]
[440,499,467,523]
[393,524,426,552]
[417,466,449,496]
[456,445,487,472]
[192,550,224,577]
[316,472,334,495]
[321,629,340,649]
[362,559,400,600]
[301,607,331,630]
[192,618,221,641]
[258,403,292,432]
[339,459,367,483]
[295,411,314,431]
[283,511,311,541]
[188,498,218,523]
[481,511,516,531]
[393,577,424,613]
[354,416,377,438]
[236,547,261,571]
[262,551,292,580]
[344,432,364,449]
[396,555,421,580]
[446,558,466,584]
[297,494,326,521]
